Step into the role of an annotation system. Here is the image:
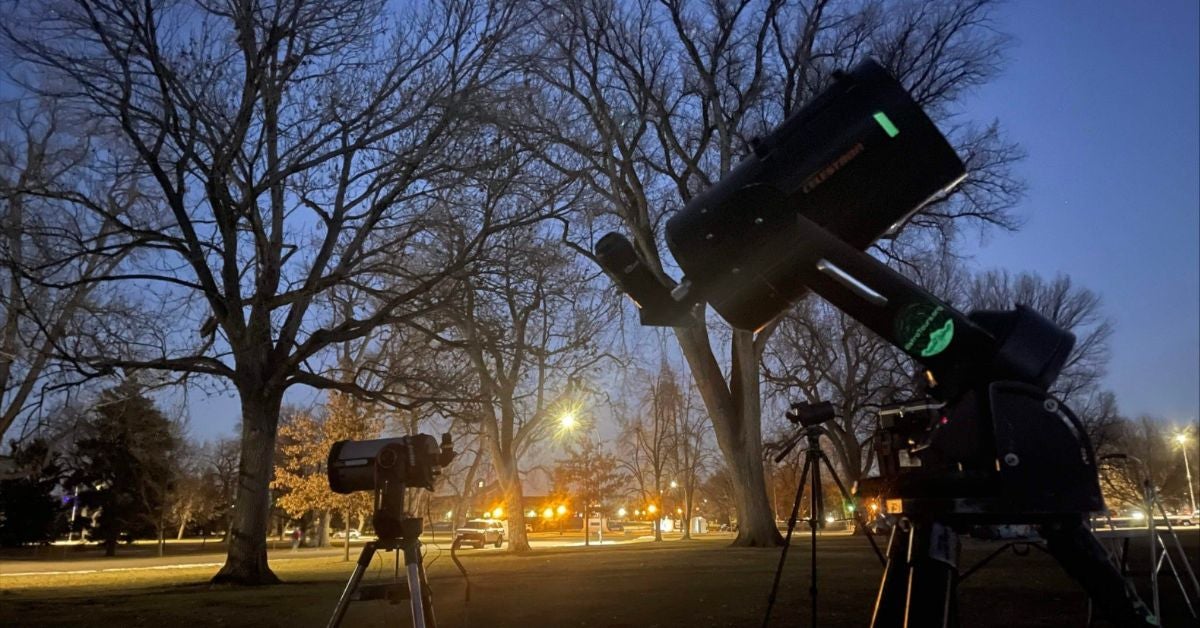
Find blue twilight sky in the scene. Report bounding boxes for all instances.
[958,0,1199,427]
[181,0,1200,442]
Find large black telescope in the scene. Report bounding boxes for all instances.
[595,59,1155,627]
[596,60,1069,402]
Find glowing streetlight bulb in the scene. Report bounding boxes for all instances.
[647,504,657,514]
[556,504,567,516]
[617,507,627,517]
[493,506,504,518]
[669,480,678,489]
[543,508,554,519]
[560,413,577,429]
[1176,432,1190,446]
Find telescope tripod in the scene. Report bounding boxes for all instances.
[763,425,885,627]
[866,508,1161,628]
[327,517,436,628]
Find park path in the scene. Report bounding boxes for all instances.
[0,546,350,577]
[0,534,660,577]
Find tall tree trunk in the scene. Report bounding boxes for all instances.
[343,507,351,562]
[212,387,283,585]
[681,487,694,540]
[676,327,782,547]
[494,454,530,552]
[177,516,188,540]
[318,511,332,548]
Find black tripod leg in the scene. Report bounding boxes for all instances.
[402,538,429,628]
[809,450,822,628]
[327,541,378,628]
[1041,517,1159,627]
[903,520,959,628]
[871,522,910,628]
[417,550,438,628]
[762,454,813,628]
[817,454,885,564]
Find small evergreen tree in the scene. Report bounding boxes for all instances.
[0,439,64,546]
[69,382,176,556]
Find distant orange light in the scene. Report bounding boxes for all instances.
[556,505,567,516]
[647,504,658,514]
[543,508,554,519]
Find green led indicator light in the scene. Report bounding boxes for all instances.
[873,112,899,138]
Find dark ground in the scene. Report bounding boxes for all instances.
[2,531,1197,627]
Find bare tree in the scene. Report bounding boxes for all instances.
[620,364,676,541]
[2,0,528,583]
[0,99,134,440]
[664,363,714,539]
[440,431,488,529]
[407,227,613,551]
[553,439,627,535]
[763,299,909,483]
[522,0,1018,545]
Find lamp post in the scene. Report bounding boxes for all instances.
[1174,431,1197,514]
[559,410,604,546]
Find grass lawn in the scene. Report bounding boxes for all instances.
[3,533,1196,627]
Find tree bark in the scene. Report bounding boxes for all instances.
[676,328,782,547]
[681,487,695,540]
[343,507,351,562]
[211,387,283,585]
[318,511,332,549]
[495,455,530,552]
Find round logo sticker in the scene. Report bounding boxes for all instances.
[894,303,955,358]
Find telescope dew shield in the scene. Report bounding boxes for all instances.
[328,438,399,494]
[666,59,966,331]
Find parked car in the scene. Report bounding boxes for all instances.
[455,519,505,548]
[333,529,361,539]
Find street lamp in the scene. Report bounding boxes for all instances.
[559,409,603,546]
[1174,430,1197,514]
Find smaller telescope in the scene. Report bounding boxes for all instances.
[328,434,454,538]
[785,401,837,427]
[325,434,455,628]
